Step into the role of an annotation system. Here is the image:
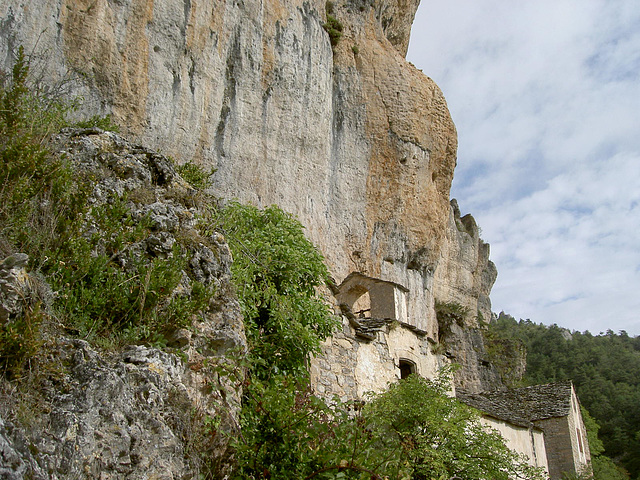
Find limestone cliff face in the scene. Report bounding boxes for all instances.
[434,199,497,324]
[433,199,504,392]
[1,0,505,390]
[1,0,456,332]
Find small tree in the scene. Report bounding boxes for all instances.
[205,202,338,378]
[364,372,548,480]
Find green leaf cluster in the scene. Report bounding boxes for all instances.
[49,198,212,346]
[175,161,216,191]
[203,202,338,378]
[0,46,88,375]
[323,2,343,48]
[323,16,344,47]
[0,47,86,256]
[364,372,546,480]
[581,407,630,480]
[434,300,470,334]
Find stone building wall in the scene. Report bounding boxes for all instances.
[568,388,591,474]
[534,387,592,480]
[535,416,574,480]
[477,416,549,472]
[310,316,446,401]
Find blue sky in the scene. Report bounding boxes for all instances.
[407,0,640,335]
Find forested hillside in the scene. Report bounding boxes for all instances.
[488,313,640,479]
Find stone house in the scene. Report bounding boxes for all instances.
[310,273,446,400]
[457,382,592,479]
[310,271,592,479]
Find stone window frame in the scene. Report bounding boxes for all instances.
[398,358,417,379]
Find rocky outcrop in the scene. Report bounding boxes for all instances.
[431,199,502,392]
[437,321,504,393]
[1,341,230,479]
[434,199,497,324]
[0,129,247,479]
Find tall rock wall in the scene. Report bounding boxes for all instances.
[432,199,504,392]
[1,0,502,389]
[1,0,455,304]
[434,199,497,324]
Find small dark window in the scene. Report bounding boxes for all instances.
[399,359,416,379]
[577,428,584,453]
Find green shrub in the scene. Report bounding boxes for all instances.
[0,305,43,379]
[435,300,470,331]
[0,46,92,375]
[176,161,216,191]
[323,2,343,48]
[0,46,88,259]
[202,202,337,378]
[50,198,213,346]
[230,368,547,480]
[364,371,547,480]
[323,16,344,47]
[0,46,207,358]
[74,113,120,132]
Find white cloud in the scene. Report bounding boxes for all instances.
[408,0,640,335]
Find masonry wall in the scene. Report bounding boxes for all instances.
[310,317,445,401]
[535,416,574,480]
[533,388,592,480]
[567,388,592,475]
[477,417,549,472]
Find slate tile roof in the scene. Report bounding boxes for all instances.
[457,381,574,428]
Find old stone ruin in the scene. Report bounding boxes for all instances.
[312,263,593,479]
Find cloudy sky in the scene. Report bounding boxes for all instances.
[407,0,640,336]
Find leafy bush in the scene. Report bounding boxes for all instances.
[203,202,337,378]
[323,16,344,47]
[0,46,86,257]
[74,113,120,132]
[365,372,546,480]
[435,300,470,336]
[323,2,343,48]
[0,46,90,376]
[1,47,210,364]
[0,305,43,379]
[50,198,212,346]
[231,369,547,480]
[176,161,216,191]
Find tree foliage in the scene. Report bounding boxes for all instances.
[363,372,546,480]
[489,313,640,479]
[230,369,546,480]
[581,407,630,480]
[205,202,338,378]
